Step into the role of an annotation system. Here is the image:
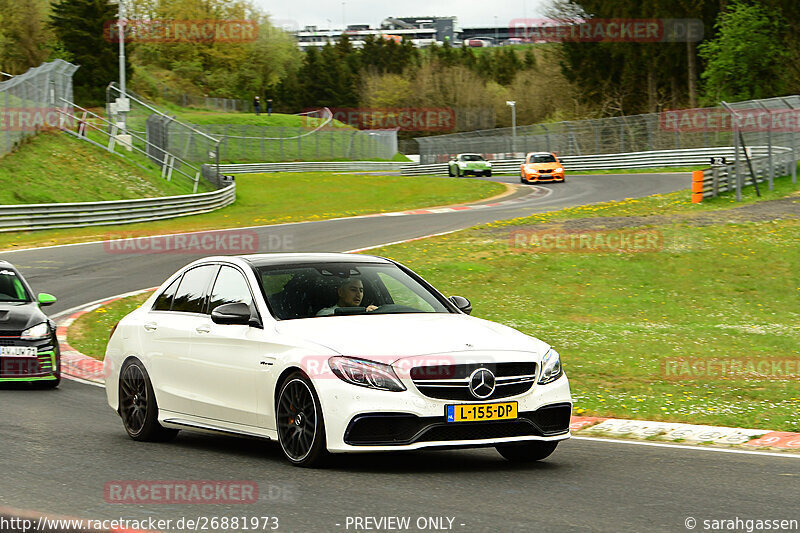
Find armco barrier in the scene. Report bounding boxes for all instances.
[212,161,408,174]
[0,183,235,232]
[691,146,795,202]
[400,147,773,176]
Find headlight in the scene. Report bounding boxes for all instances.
[555,167,564,173]
[328,356,406,392]
[538,348,562,384]
[21,322,50,341]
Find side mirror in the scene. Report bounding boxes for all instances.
[37,293,57,307]
[448,296,472,315]
[211,302,252,325]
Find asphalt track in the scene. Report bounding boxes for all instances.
[4,172,798,532]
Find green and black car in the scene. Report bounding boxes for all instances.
[447,153,493,177]
[0,260,59,388]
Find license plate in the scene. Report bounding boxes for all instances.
[0,346,37,357]
[446,402,518,423]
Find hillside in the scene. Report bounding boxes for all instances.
[0,131,208,204]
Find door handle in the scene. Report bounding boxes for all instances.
[196,325,211,334]
[143,322,158,331]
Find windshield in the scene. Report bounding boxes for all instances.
[460,154,485,161]
[0,269,31,303]
[255,262,451,320]
[529,154,557,163]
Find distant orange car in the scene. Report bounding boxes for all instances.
[520,152,565,183]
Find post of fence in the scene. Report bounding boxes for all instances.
[722,102,742,201]
[779,96,798,184]
[757,102,774,190]
[297,127,302,159]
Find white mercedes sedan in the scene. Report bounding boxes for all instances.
[104,253,572,467]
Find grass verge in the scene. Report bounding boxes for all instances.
[1,172,505,250]
[67,292,152,360]
[0,131,203,203]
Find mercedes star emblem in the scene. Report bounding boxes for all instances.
[468,368,496,399]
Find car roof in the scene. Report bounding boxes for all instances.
[0,260,16,269]
[192,253,392,269]
[527,152,555,156]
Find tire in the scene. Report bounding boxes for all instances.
[456,166,462,178]
[486,170,492,177]
[520,174,526,184]
[496,441,559,462]
[118,358,179,442]
[448,165,455,177]
[276,372,329,467]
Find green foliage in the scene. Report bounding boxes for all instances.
[0,0,54,73]
[699,1,789,103]
[50,0,122,104]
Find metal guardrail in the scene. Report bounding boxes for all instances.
[399,147,775,176]
[0,184,235,232]
[692,147,795,202]
[214,161,409,174]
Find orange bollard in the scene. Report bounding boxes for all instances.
[691,170,705,203]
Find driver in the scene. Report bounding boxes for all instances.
[317,278,378,316]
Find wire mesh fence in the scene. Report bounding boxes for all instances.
[0,59,79,158]
[109,84,398,163]
[179,124,398,162]
[416,96,800,167]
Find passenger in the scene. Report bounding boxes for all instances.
[317,278,378,316]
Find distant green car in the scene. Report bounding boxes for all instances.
[448,153,493,177]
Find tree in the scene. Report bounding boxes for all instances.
[698,0,789,103]
[0,0,55,74]
[50,0,122,104]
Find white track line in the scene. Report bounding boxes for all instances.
[571,436,799,458]
[62,374,104,388]
[344,230,462,253]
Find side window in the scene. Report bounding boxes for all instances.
[209,266,253,314]
[376,272,435,312]
[171,265,217,314]
[153,277,180,311]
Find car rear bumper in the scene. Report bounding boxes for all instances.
[523,174,564,182]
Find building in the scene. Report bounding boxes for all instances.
[293,16,522,50]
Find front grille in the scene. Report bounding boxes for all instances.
[419,420,538,442]
[539,169,553,173]
[411,362,536,401]
[38,353,53,371]
[344,404,570,446]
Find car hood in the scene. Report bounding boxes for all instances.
[0,302,47,333]
[274,313,549,361]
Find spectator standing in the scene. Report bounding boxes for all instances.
[253,96,261,115]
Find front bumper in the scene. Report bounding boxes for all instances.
[315,371,571,453]
[0,346,59,382]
